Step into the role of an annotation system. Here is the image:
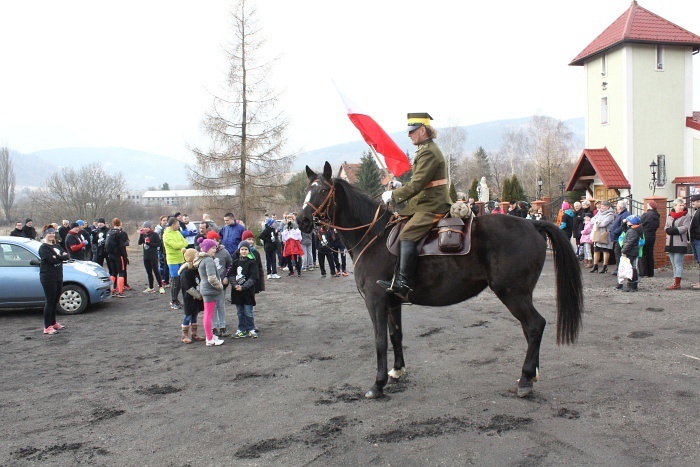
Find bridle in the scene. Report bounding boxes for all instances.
[304,177,398,266]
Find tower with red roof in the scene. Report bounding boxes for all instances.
[567,1,700,200]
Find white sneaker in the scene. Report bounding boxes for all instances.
[272,274,281,279]
[206,335,224,346]
[267,274,272,279]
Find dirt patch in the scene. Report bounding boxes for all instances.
[3,253,700,464]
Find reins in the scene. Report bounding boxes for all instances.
[306,178,393,266]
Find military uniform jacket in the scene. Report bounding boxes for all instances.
[391,140,452,216]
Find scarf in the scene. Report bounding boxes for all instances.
[670,209,687,220]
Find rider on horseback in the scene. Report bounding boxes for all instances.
[377,113,452,300]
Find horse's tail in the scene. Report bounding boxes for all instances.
[534,220,583,345]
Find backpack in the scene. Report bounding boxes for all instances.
[105,228,120,255]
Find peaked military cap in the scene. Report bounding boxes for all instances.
[407,112,433,132]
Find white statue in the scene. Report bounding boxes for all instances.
[477,177,489,202]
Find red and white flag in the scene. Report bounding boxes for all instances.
[334,84,411,177]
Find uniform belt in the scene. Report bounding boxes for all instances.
[424,179,447,189]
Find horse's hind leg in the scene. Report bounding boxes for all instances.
[498,293,546,398]
[387,302,406,380]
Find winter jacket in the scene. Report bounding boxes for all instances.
[665,210,692,254]
[163,228,187,265]
[227,255,259,306]
[611,208,629,242]
[558,208,574,238]
[640,210,660,242]
[580,222,593,244]
[259,225,278,253]
[221,221,246,257]
[621,225,643,258]
[138,230,162,261]
[38,242,69,282]
[232,245,264,293]
[65,230,88,260]
[689,208,700,242]
[591,208,615,249]
[196,254,223,301]
[178,264,203,317]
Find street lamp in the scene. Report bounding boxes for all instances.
[649,160,658,195]
[537,177,543,199]
[559,181,565,199]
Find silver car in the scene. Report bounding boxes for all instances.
[0,236,112,314]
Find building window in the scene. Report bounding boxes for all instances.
[601,54,607,76]
[600,97,609,124]
[655,45,664,70]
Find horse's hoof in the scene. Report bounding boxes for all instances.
[517,385,533,398]
[365,388,384,399]
[388,367,406,379]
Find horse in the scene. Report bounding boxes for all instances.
[298,162,583,399]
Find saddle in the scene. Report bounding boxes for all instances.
[386,215,473,257]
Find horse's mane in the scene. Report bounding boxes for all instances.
[332,178,389,237]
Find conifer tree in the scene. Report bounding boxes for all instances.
[469,178,479,200]
[510,175,526,201]
[502,177,512,201]
[355,150,383,197]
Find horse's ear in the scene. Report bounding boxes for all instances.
[323,161,332,181]
[306,165,317,181]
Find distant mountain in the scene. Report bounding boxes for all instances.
[9,147,189,189]
[295,116,585,172]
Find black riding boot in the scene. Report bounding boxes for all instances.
[377,240,418,301]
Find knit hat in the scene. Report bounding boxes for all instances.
[206,230,220,240]
[647,200,658,210]
[98,218,106,224]
[70,222,79,229]
[77,220,85,226]
[199,239,217,253]
[25,218,32,224]
[142,221,152,229]
[43,227,56,236]
[626,215,641,225]
[266,218,275,226]
[238,240,251,251]
[561,201,570,210]
[690,194,700,203]
[241,230,254,241]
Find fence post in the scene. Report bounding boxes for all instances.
[644,196,668,268]
[475,201,485,216]
[541,196,552,220]
[500,201,510,215]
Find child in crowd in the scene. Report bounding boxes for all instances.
[196,239,225,346]
[579,213,594,268]
[281,220,303,277]
[228,241,259,338]
[178,248,205,344]
[205,231,232,337]
[616,215,643,292]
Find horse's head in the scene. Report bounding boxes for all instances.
[297,161,334,234]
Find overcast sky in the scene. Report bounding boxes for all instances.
[1,0,699,163]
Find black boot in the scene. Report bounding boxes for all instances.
[377,240,417,301]
[589,264,599,273]
[599,265,608,274]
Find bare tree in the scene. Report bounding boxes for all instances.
[439,124,468,188]
[526,116,576,198]
[0,146,17,223]
[189,0,295,225]
[29,163,129,222]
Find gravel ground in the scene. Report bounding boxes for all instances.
[1,249,700,466]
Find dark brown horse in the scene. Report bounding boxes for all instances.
[299,162,583,398]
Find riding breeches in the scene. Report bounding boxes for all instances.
[398,212,445,242]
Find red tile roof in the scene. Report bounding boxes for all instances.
[566,147,631,190]
[687,116,700,132]
[570,1,700,66]
[671,176,700,184]
[337,162,393,186]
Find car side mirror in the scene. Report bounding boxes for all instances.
[29,259,40,266]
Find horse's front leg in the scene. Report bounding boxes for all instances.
[388,301,406,381]
[365,292,390,399]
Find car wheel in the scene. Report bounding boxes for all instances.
[58,285,89,315]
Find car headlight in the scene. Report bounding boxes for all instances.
[72,262,99,277]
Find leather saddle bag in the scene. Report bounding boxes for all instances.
[437,218,464,252]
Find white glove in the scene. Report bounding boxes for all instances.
[390,180,402,189]
[381,191,393,204]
